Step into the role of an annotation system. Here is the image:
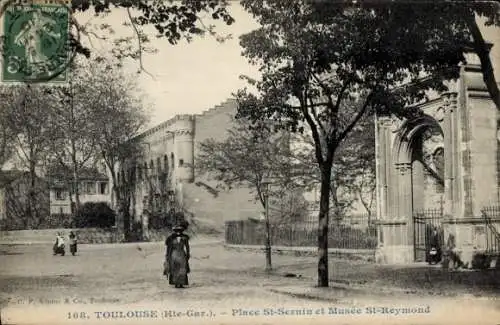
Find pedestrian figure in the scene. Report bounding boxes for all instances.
[69,231,77,256]
[427,226,442,264]
[165,221,190,288]
[444,234,467,269]
[53,232,65,256]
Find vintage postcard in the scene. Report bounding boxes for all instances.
[0,0,499,324]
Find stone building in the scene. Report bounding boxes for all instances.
[47,165,111,215]
[118,99,262,231]
[375,48,500,265]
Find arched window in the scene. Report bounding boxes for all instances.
[164,155,168,171]
[157,157,161,173]
[144,162,148,177]
[170,153,174,168]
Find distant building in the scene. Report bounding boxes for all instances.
[115,99,373,231]
[116,99,264,229]
[47,165,111,215]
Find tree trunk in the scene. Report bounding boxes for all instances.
[27,162,37,229]
[72,168,81,213]
[71,146,81,213]
[114,185,130,240]
[317,163,332,287]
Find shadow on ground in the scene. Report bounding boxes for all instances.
[275,260,500,297]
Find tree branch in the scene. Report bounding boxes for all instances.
[465,10,500,111]
[300,97,325,165]
[337,91,374,143]
[126,8,155,79]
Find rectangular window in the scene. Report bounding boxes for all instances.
[179,159,184,167]
[99,182,108,195]
[86,182,96,195]
[55,190,65,200]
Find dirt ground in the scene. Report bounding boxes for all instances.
[0,239,498,325]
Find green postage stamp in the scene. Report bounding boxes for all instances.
[2,2,71,83]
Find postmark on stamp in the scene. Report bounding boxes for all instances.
[2,1,71,83]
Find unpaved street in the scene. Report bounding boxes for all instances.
[1,239,498,325]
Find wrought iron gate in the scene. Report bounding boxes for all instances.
[413,209,443,262]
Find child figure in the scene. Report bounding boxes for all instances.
[69,231,77,256]
[53,232,65,256]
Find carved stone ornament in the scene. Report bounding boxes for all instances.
[396,163,412,175]
[435,106,445,122]
[390,116,404,133]
[377,116,392,128]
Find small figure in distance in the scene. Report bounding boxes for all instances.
[69,231,77,256]
[53,232,65,256]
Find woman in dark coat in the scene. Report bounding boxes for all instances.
[165,222,190,288]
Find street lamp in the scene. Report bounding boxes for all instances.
[261,177,272,272]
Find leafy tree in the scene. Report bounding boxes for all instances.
[69,1,500,112]
[333,116,376,219]
[0,171,49,229]
[0,99,14,169]
[46,60,104,212]
[0,86,57,225]
[268,188,310,225]
[195,116,312,270]
[69,0,235,73]
[322,1,500,110]
[195,117,301,212]
[292,117,376,220]
[236,0,471,286]
[85,60,149,240]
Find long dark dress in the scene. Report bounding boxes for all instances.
[165,232,190,287]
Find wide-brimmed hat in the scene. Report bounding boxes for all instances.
[172,225,185,231]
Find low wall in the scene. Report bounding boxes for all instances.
[0,228,201,245]
[0,228,123,244]
[224,244,376,262]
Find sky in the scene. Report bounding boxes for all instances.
[73,6,500,131]
[74,3,261,128]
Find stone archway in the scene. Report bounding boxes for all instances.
[375,92,460,264]
[396,115,445,214]
[375,51,500,265]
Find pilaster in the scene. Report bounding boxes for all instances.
[441,92,459,217]
[375,116,392,220]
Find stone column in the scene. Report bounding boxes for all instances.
[375,161,413,264]
[375,116,392,220]
[395,162,413,219]
[442,92,459,216]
